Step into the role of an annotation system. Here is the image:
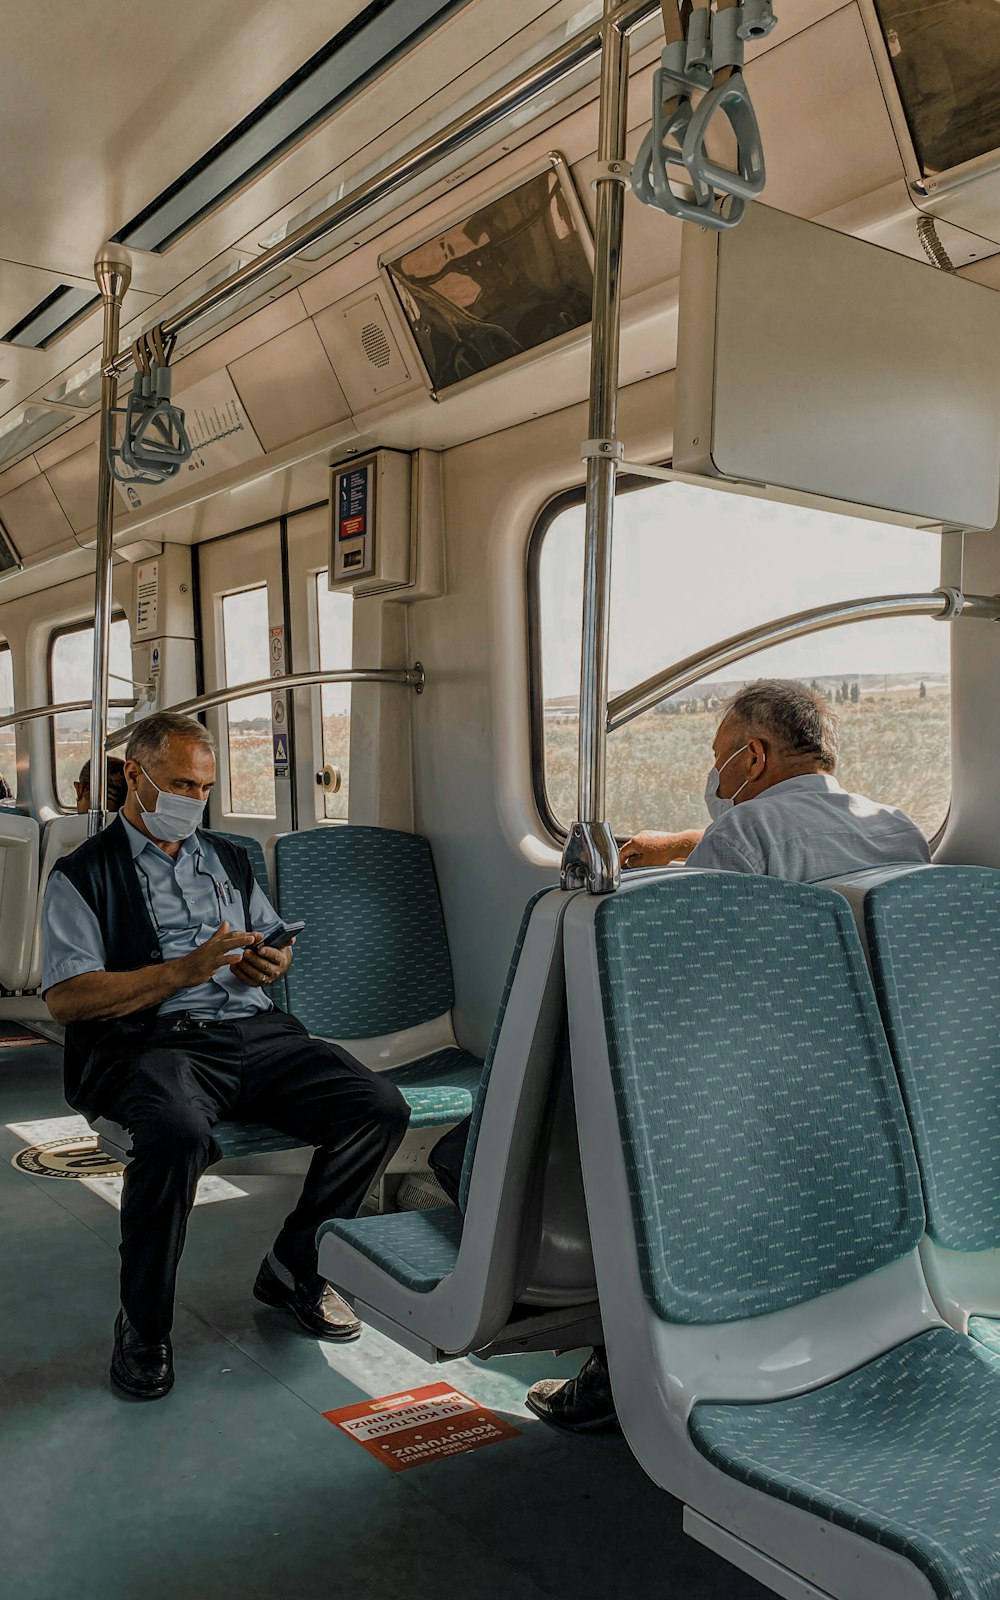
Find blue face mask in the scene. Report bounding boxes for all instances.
[704,744,753,822]
[138,767,206,843]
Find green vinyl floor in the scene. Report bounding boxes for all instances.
[0,1040,770,1600]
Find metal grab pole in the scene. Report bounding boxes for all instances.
[88,247,132,837]
[561,0,630,894]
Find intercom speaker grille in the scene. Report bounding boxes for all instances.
[361,322,393,369]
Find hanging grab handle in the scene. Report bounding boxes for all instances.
[632,0,776,232]
[109,326,193,486]
[682,71,766,208]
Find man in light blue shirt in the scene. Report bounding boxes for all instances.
[618,679,929,878]
[42,711,409,1402]
[529,678,929,1433]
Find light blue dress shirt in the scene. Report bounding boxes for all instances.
[42,816,289,1018]
[686,773,931,880]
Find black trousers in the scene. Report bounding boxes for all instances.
[100,1009,410,1338]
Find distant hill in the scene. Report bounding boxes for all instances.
[543,672,948,714]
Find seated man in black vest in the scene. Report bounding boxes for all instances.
[42,710,410,1402]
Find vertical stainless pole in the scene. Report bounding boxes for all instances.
[561,0,630,893]
[88,247,132,837]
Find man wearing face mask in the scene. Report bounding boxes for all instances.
[41,711,409,1402]
[528,678,930,1433]
[617,678,930,879]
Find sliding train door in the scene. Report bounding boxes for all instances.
[197,523,292,845]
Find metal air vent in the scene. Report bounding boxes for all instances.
[361,322,393,368]
[111,0,472,254]
[2,286,101,350]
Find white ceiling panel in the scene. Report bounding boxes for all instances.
[0,0,372,280]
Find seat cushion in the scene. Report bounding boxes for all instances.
[212,1122,304,1159]
[690,1327,1000,1600]
[969,1316,1000,1362]
[320,1205,465,1293]
[385,1047,483,1130]
[212,1051,482,1155]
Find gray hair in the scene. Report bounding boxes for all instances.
[125,711,216,769]
[724,679,838,773]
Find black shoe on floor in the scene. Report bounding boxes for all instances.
[525,1351,621,1434]
[110,1310,174,1401]
[252,1254,362,1342]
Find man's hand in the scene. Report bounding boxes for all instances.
[619,829,705,869]
[176,921,258,987]
[230,937,295,988]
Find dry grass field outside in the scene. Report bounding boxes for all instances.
[49,687,949,842]
[53,714,351,824]
[543,685,950,840]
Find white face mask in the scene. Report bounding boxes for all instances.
[704,744,753,822]
[138,766,207,843]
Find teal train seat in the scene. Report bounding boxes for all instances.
[274,826,485,1131]
[94,827,483,1171]
[317,888,600,1361]
[828,862,1000,1361]
[566,871,1000,1600]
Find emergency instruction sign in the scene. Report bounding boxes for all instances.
[323,1382,519,1472]
[338,466,369,540]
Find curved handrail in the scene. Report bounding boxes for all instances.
[103,665,425,750]
[0,698,135,733]
[606,589,1000,733]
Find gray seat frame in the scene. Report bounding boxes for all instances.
[317,887,600,1361]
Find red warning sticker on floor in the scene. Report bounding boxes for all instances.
[324,1382,520,1472]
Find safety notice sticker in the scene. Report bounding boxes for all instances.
[323,1383,519,1472]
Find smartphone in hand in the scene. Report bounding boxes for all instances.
[259,920,306,949]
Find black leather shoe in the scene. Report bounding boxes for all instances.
[252,1254,361,1342]
[525,1351,621,1433]
[110,1310,174,1401]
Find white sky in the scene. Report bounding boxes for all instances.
[221,577,353,717]
[539,480,950,700]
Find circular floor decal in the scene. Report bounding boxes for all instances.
[12,1136,124,1180]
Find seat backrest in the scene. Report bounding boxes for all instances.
[28,814,89,990]
[0,813,39,992]
[581,872,924,1326]
[211,830,286,1011]
[856,863,1000,1255]
[274,826,454,1037]
[455,886,593,1303]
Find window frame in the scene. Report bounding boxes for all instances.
[47,612,130,812]
[526,473,651,845]
[527,474,953,848]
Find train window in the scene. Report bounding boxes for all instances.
[315,575,353,821]
[220,585,275,817]
[0,643,14,798]
[531,480,951,842]
[49,618,133,809]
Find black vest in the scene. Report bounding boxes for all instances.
[50,815,253,1117]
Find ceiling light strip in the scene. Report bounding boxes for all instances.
[2,286,101,349]
[112,0,474,254]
